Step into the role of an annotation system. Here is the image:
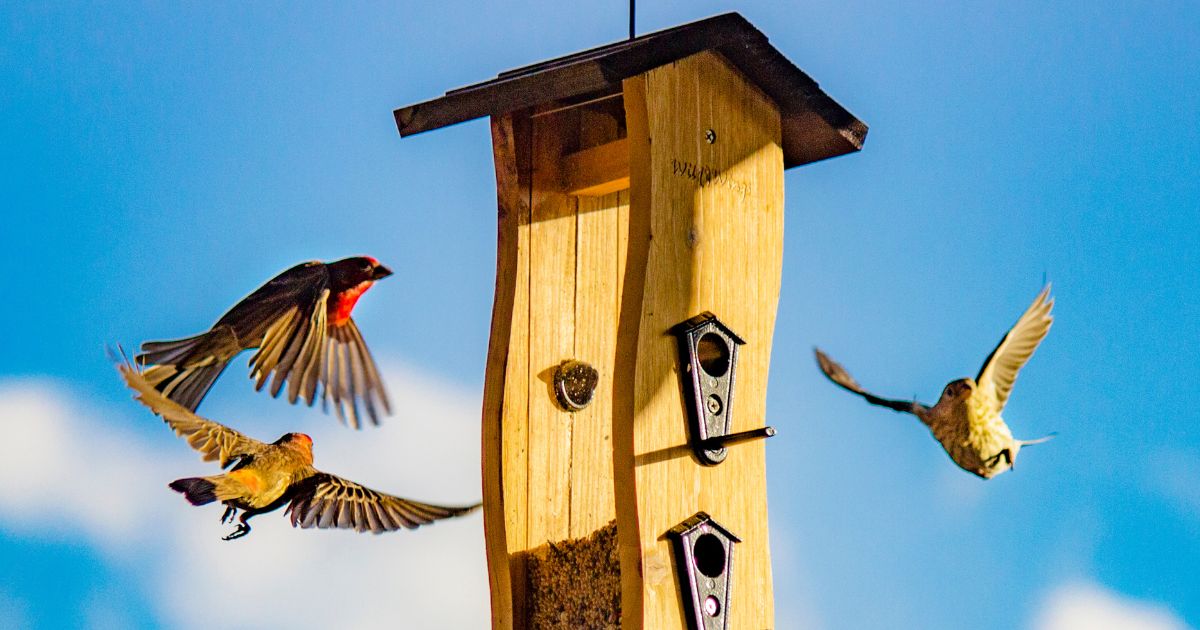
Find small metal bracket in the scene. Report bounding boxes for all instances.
[553,360,599,412]
[671,312,773,464]
[669,512,740,630]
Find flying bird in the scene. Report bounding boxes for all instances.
[815,285,1056,479]
[137,256,393,428]
[117,361,480,540]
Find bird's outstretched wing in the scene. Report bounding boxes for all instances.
[974,285,1054,414]
[242,274,390,429]
[118,362,266,468]
[248,286,330,409]
[814,349,926,415]
[286,472,480,534]
[250,297,391,430]
[319,318,392,429]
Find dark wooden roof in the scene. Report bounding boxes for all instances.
[393,13,867,168]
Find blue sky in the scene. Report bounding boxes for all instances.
[1,2,1197,629]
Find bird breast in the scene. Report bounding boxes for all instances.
[234,447,312,508]
[328,281,372,327]
[928,401,1014,477]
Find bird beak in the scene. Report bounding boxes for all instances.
[372,264,394,280]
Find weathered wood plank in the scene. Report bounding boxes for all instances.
[570,188,624,538]
[616,51,783,630]
[526,111,577,555]
[614,73,652,630]
[562,139,631,197]
[563,105,623,542]
[484,112,530,630]
[487,101,636,628]
[395,13,865,168]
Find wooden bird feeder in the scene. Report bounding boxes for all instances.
[395,13,866,629]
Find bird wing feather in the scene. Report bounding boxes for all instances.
[213,261,391,428]
[118,362,265,468]
[974,285,1054,415]
[248,289,330,408]
[814,349,926,414]
[285,472,479,534]
[319,318,392,429]
[215,261,329,339]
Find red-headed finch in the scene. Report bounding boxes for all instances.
[137,257,392,428]
[815,285,1056,479]
[118,362,479,540]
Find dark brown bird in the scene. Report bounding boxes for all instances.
[137,256,393,428]
[118,362,480,540]
[815,286,1056,479]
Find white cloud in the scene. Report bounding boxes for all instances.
[0,379,164,548]
[0,362,489,629]
[1032,581,1192,630]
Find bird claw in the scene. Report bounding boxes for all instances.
[985,449,1013,469]
[222,523,251,541]
[221,506,237,524]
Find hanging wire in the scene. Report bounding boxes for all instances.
[629,0,635,39]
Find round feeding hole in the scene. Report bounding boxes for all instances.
[703,595,721,617]
[693,533,727,578]
[696,333,730,377]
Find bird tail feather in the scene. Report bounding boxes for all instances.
[139,332,211,365]
[169,477,218,506]
[1019,432,1057,447]
[137,327,239,411]
[140,362,230,412]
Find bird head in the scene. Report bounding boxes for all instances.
[275,432,314,461]
[328,256,393,291]
[939,378,975,403]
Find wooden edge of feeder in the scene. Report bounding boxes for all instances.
[611,72,652,629]
[481,111,529,630]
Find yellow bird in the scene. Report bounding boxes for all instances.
[815,286,1056,479]
[117,362,480,539]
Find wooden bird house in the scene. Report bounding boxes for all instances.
[395,13,866,629]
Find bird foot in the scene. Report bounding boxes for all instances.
[222,523,251,541]
[985,449,1013,469]
[221,506,237,524]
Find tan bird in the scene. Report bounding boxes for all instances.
[815,286,1056,479]
[118,361,480,540]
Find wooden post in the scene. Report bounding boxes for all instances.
[616,50,784,629]
[484,102,630,629]
[394,14,867,629]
